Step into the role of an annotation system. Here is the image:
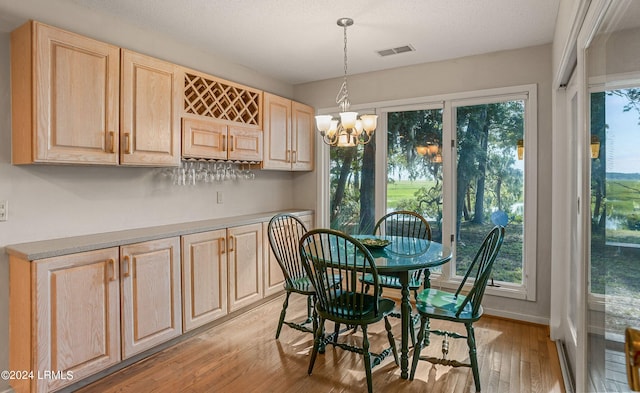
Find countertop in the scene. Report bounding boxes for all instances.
[6,209,313,261]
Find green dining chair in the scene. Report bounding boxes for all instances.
[299,228,399,393]
[267,213,316,339]
[361,210,432,344]
[363,210,433,295]
[409,225,505,393]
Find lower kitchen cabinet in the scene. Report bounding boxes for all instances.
[120,237,182,358]
[182,222,265,330]
[9,237,182,393]
[181,229,228,331]
[10,248,121,393]
[7,211,311,392]
[227,223,263,312]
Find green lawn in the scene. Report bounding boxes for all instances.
[386,179,435,208]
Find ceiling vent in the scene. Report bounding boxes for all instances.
[376,45,415,57]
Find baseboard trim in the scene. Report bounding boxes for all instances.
[482,306,550,325]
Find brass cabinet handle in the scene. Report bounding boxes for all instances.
[219,237,226,255]
[230,135,234,152]
[222,135,226,152]
[228,236,235,252]
[627,327,640,391]
[109,131,115,153]
[122,255,131,277]
[292,150,297,163]
[107,258,116,281]
[124,133,131,154]
[286,150,291,163]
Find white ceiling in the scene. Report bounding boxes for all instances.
[68,0,560,85]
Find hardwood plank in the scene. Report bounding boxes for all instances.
[74,295,564,393]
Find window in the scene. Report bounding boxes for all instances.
[329,140,376,234]
[387,108,443,243]
[324,85,537,300]
[453,100,525,285]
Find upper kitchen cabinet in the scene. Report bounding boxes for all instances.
[120,50,181,166]
[180,68,263,161]
[11,20,120,165]
[291,101,315,171]
[182,118,262,162]
[10,21,181,166]
[262,93,314,171]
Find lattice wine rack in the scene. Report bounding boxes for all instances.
[184,72,261,126]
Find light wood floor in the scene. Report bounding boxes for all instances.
[76,294,565,393]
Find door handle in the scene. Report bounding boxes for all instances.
[124,133,131,154]
[107,258,116,281]
[122,255,131,277]
[219,237,226,255]
[109,131,116,153]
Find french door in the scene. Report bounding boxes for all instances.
[575,0,640,391]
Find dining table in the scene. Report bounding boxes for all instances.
[353,234,453,380]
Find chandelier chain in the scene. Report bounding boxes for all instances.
[336,21,350,112]
[343,22,348,83]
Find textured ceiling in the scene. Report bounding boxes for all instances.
[68,0,560,85]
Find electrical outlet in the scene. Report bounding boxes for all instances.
[0,200,7,221]
[216,192,223,204]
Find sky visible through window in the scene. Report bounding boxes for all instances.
[605,92,640,174]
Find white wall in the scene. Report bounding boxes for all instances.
[0,1,305,391]
[293,44,554,323]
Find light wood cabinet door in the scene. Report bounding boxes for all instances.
[263,213,314,297]
[11,21,120,165]
[262,93,292,170]
[291,101,315,171]
[182,118,227,160]
[227,223,263,312]
[182,119,262,161]
[120,237,182,359]
[120,50,181,166]
[181,230,228,331]
[228,126,263,161]
[263,221,286,297]
[33,248,121,393]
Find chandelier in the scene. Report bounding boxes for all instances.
[315,18,377,147]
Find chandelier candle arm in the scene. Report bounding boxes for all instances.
[315,17,378,147]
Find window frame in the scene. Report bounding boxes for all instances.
[317,84,538,301]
